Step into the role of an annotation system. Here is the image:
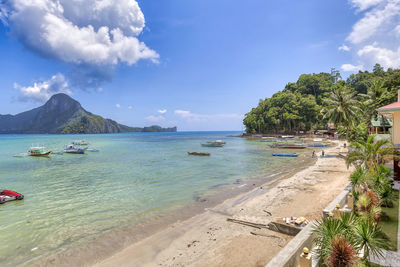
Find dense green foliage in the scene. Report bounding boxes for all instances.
[244,65,400,134]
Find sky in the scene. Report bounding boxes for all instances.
[0,0,399,131]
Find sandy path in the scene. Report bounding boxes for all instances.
[94,141,351,267]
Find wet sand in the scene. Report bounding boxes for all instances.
[94,141,351,267]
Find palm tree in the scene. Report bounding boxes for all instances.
[346,134,395,170]
[360,79,391,128]
[313,213,358,263]
[353,219,390,262]
[321,86,360,137]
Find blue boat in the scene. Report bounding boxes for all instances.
[272,153,299,157]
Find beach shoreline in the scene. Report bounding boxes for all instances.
[92,141,351,267]
[28,140,316,267]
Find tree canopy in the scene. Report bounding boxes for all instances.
[243,64,400,134]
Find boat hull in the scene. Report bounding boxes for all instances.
[270,145,306,149]
[188,152,210,156]
[0,190,24,204]
[272,153,299,157]
[29,151,52,156]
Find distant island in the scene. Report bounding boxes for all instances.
[0,93,177,134]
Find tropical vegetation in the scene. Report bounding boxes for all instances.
[312,135,398,266]
[243,64,400,136]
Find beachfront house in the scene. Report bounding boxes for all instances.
[369,114,392,135]
[377,90,400,180]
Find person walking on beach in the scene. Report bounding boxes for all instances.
[322,150,325,157]
[312,151,315,158]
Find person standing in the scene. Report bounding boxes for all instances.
[322,150,325,157]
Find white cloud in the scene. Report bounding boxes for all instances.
[146,115,165,122]
[342,0,400,70]
[14,73,71,103]
[116,103,121,108]
[128,106,133,110]
[350,0,383,11]
[174,110,243,122]
[341,63,364,72]
[357,44,400,67]
[158,109,167,114]
[338,44,350,51]
[0,0,158,66]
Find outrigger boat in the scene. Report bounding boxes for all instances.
[0,190,24,204]
[72,140,88,145]
[307,142,329,148]
[188,152,210,156]
[64,144,88,154]
[201,143,224,147]
[202,140,226,147]
[28,146,52,156]
[272,153,299,157]
[269,143,307,149]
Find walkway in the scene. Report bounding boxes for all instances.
[370,181,400,267]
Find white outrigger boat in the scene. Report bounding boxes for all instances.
[72,140,88,145]
[64,144,88,154]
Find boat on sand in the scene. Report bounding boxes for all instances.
[188,152,210,156]
[0,190,24,204]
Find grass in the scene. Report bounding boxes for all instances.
[380,189,399,251]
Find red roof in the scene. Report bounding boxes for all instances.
[378,102,400,112]
[377,90,400,112]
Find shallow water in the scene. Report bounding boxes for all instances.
[0,132,310,266]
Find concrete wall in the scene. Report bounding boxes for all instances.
[393,111,400,145]
[265,184,351,267]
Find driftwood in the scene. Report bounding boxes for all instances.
[263,210,272,216]
[226,218,267,229]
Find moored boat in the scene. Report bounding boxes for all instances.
[307,142,329,147]
[28,146,52,156]
[201,143,224,147]
[64,144,88,154]
[188,152,210,156]
[272,153,299,157]
[202,140,225,147]
[0,190,24,204]
[269,143,307,149]
[72,140,88,145]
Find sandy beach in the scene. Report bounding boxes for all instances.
[94,141,352,267]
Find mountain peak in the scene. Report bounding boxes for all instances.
[0,94,177,134]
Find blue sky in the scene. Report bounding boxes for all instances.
[0,0,398,130]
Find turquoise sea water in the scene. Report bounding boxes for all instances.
[0,132,310,266]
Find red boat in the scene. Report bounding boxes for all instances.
[269,144,307,149]
[0,190,24,204]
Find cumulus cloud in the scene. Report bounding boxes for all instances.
[341,63,364,72]
[14,73,71,103]
[128,106,133,110]
[342,0,400,69]
[1,0,159,89]
[350,0,383,11]
[146,115,165,122]
[115,103,121,108]
[158,109,167,114]
[338,44,350,51]
[1,0,158,66]
[174,110,243,122]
